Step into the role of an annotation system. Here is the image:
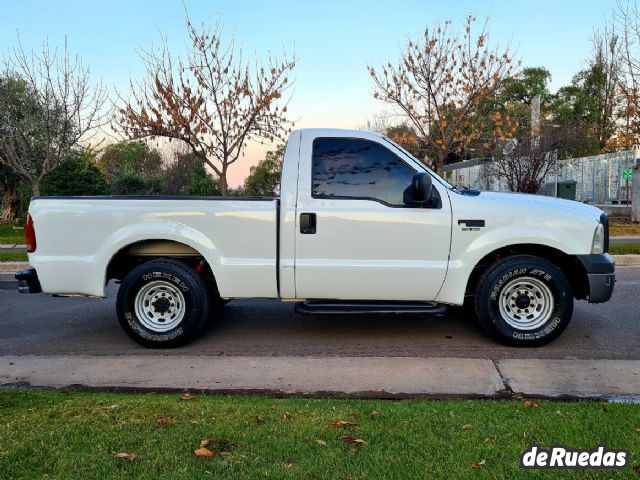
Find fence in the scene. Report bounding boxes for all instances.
[443,150,639,204]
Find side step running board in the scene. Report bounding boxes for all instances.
[294,300,445,315]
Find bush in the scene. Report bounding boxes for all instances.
[40,152,110,196]
[163,152,221,196]
[111,171,165,195]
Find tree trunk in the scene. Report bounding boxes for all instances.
[219,175,228,196]
[32,179,41,196]
[1,183,18,221]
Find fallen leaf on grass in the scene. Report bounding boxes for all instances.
[193,447,214,458]
[219,451,232,457]
[470,459,486,469]
[283,411,292,420]
[342,435,367,445]
[180,393,194,401]
[315,439,327,446]
[283,457,295,468]
[462,424,473,430]
[156,416,174,429]
[331,420,359,428]
[255,415,265,424]
[370,410,379,417]
[523,400,540,409]
[114,452,136,461]
[635,427,640,434]
[199,439,236,451]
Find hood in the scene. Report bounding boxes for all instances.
[468,191,603,223]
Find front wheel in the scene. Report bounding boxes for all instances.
[472,255,573,346]
[116,259,210,348]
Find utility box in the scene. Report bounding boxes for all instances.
[538,180,577,200]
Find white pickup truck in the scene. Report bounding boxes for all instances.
[17,128,615,348]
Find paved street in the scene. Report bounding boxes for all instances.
[1,266,639,360]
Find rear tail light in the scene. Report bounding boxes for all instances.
[25,214,36,253]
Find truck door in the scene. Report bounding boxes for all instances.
[294,133,452,301]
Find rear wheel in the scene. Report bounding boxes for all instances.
[472,255,573,346]
[116,259,210,348]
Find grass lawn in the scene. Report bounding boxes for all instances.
[610,220,640,237]
[0,251,28,262]
[0,390,638,479]
[0,222,24,245]
[609,243,640,255]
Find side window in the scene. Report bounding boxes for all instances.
[311,137,416,206]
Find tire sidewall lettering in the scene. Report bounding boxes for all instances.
[122,268,196,342]
[141,271,189,292]
[479,259,571,344]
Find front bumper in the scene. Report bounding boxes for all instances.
[576,253,615,303]
[15,268,42,294]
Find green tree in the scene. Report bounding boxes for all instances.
[99,142,165,195]
[500,67,552,105]
[40,152,110,196]
[99,142,163,181]
[243,145,284,196]
[548,35,620,156]
[163,152,221,196]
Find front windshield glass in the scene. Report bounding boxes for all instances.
[380,136,456,190]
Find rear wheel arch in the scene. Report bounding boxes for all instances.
[105,239,224,302]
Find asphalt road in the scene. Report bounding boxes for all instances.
[1,266,638,359]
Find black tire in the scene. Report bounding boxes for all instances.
[472,255,573,347]
[116,259,210,348]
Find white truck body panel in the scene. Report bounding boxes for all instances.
[28,198,278,298]
[436,191,602,305]
[293,129,452,300]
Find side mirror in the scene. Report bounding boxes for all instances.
[411,172,432,205]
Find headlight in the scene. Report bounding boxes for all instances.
[591,223,605,254]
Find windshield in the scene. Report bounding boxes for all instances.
[380,136,456,190]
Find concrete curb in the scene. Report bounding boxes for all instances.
[2,355,639,400]
[614,254,640,265]
[0,262,29,272]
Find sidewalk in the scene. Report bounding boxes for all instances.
[2,355,639,400]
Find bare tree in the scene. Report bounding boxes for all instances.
[487,124,579,193]
[119,12,296,195]
[368,16,519,173]
[612,1,640,148]
[0,38,108,195]
[591,24,622,150]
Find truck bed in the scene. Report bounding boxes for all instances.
[28,196,280,298]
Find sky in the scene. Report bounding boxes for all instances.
[0,0,618,186]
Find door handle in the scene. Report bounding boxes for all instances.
[300,213,317,234]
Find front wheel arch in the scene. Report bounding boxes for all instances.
[464,244,589,304]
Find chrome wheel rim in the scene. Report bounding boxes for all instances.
[134,280,186,332]
[498,276,554,331]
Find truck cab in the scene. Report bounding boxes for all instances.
[18,128,615,348]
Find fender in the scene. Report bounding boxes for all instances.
[435,224,588,306]
[100,221,220,293]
